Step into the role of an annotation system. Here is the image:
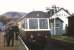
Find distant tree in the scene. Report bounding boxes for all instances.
[0,16,11,24]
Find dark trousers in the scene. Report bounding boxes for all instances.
[15,33,18,40]
[6,37,14,47]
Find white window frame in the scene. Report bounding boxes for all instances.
[20,18,50,31]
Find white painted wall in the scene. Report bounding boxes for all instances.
[50,9,70,30]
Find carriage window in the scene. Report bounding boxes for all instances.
[29,19,38,29]
[39,19,48,29]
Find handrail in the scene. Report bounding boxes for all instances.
[18,36,29,50]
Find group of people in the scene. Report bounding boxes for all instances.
[4,23,19,47]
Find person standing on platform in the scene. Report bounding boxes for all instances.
[12,24,20,40]
[5,25,15,47]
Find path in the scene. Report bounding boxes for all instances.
[0,32,4,48]
[0,32,17,50]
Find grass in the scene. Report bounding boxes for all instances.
[46,35,74,50]
[51,35,74,43]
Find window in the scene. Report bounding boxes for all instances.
[39,19,48,29]
[21,18,49,30]
[56,23,60,27]
[29,19,38,29]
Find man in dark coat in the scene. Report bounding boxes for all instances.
[13,25,19,40]
[5,26,15,47]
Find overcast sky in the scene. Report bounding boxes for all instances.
[0,0,74,15]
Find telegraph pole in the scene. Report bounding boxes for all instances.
[52,5,56,35]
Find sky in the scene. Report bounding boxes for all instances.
[0,0,74,15]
